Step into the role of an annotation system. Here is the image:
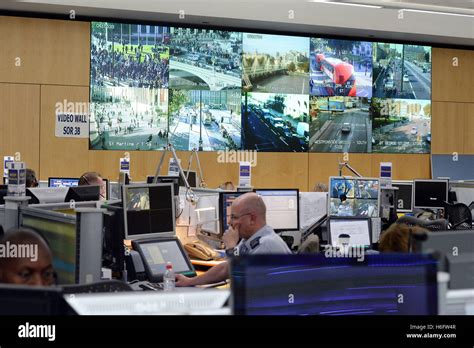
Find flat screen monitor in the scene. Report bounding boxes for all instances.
[0,284,66,315]
[328,177,380,217]
[0,185,7,204]
[26,187,69,204]
[48,177,79,188]
[391,181,414,212]
[122,183,175,240]
[132,237,196,282]
[416,230,474,289]
[183,170,197,188]
[328,217,371,248]
[231,253,438,315]
[254,189,299,231]
[21,213,78,284]
[64,185,100,203]
[220,192,246,234]
[147,176,179,196]
[413,179,448,210]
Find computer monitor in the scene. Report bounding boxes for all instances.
[391,180,414,212]
[231,253,438,315]
[64,185,100,202]
[132,237,196,282]
[0,284,67,315]
[48,177,79,188]
[254,189,300,231]
[328,217,372,248]
[0,185,7,205]
[220,192,246,234]
[413,179,448,210]
[26,187,69,204]
[21,211,78,284]
[184,170,197,188]
[416,230,474,289]
[147,176,179,196]
[329,177,380,217]
[122,183,175,240]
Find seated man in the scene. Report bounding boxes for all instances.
[26,169,39,188]
[79,171,106,200]
[176,192,291,287]
[0,228,55,286]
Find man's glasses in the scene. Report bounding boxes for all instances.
[229,212,252,221]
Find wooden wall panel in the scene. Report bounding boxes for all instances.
[251,153,309,191]
[0,16,90,86]
[431,102,474,155]
[431,102,467,154]
[0,83,41,172]
[39,85,90,179]
[432,48,474,103]
[1,17,472,187]
[463,104,474,155]
[370,154,431,180]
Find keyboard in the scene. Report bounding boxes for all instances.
[64,289,231,315]
[139,281,164,291]
[62,280,132,294]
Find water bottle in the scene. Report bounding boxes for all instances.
[163,261,175,291]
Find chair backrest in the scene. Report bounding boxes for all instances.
[297,234,320,254]
[396,215,449,232]
[444,202,473,230]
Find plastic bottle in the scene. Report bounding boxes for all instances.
[163,261,175,291]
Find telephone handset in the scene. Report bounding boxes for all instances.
[184,240,219,261]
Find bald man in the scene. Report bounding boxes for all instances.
[176,192,291,287]
[0,229,55,286]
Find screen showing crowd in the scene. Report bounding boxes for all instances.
[90,22,431,154]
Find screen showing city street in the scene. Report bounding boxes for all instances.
[371,98,431,153]
[242,92,309,152]
[91,22,170,88]
[90,87,169,150]
[243,33,310,94]
[309,97,371,153]
[168,89,241,151]
[169,28,242,90]
[373,43,431,100]
[310,38,373,98]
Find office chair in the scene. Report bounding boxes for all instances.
[444,202,473,230]
[61,280,133,294]
[396,215,449,232]
[297,234,320,254]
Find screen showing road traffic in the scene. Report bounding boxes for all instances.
[89,21,431,154]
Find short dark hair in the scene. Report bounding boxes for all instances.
[25,169,38,188]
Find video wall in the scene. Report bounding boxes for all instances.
[89,21,432,154]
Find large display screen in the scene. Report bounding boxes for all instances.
[90,22,431,154]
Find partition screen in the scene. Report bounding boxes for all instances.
[90,21,431,154]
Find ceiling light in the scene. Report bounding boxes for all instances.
[309,1,383,9]
[401,9,474,18]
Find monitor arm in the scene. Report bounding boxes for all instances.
[338,161,362,177]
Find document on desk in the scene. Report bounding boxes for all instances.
[299,192,327,229]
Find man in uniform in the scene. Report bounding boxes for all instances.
[176,192,291,287]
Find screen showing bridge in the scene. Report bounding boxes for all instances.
[90,22,431,154]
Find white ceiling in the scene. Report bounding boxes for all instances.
[1,0,473,46]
